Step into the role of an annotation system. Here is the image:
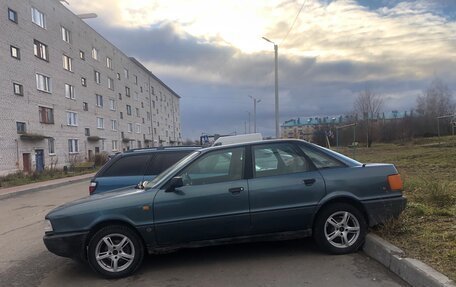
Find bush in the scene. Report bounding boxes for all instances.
[94,152,109,167]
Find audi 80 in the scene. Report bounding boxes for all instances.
[43,139,406,278]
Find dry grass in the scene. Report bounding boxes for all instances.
[336,136,456,281]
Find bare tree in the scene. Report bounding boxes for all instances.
[353,88,384,147]
[416,78,455,117]
[414,78,455,137]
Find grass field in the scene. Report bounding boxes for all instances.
[336,136,456,281]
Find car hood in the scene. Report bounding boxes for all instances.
[47,187,150,216]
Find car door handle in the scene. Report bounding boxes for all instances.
[303,179,316,186]
[229,187,244,194]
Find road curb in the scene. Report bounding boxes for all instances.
[0,174,93,201]
[363,233,456,287]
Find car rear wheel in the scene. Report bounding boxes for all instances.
[313,203,367,254]
[87,225,144,278]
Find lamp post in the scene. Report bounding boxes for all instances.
[249,95,261,133]
[262,37,279,138]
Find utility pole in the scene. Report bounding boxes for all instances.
[249,96,261,133]
[262,37,279,138]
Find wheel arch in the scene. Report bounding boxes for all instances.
[84,219,146,260]
[313,195,369,229]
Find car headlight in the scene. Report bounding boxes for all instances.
[44,219,53,233]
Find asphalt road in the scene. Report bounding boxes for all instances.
[0,181,409,287]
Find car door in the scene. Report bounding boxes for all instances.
[248,142,326,234]
[153,147,250,245]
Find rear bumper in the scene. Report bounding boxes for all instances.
[43,231,89,261]
[362,196,407,226]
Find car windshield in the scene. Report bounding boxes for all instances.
[146,151,200,188]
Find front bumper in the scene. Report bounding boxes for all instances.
[43,231,89,261]
[362,196,407,226]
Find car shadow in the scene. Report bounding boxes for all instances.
[139,237,321,272]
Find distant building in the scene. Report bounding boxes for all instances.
[0,0,182,175]
[281,111,411,140]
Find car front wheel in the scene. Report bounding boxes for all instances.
[313,203,367,254]
[87,225,144,278]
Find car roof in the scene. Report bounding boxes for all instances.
[199,139,304,152]
[121,146,201,155]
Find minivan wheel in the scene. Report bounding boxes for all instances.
[87,225,144,278]
[313,203,367,254]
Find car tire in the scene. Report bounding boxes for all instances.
[87,225,144,278]
[313,203,367,254]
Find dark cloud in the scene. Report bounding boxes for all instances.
[84,18,455,139]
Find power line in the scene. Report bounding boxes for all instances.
[281,0,307,45]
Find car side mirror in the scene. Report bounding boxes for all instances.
[135,181,148,190]
[166,176,184,192]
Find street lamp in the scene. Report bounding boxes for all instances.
[262,37,279,138]
[249,96,261,133]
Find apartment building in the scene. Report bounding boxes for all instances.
[0,0,182,175]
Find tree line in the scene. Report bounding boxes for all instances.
[313,78,456,147]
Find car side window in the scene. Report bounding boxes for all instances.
[101,155,151,177]
[179,147,244,186]
[253,143,310,178]
[145,151,191,175]
[298,145,345,169]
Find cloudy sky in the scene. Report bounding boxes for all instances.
[66,0,456,139]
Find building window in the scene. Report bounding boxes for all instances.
[136,107,140,117]
[146,112,150,120]
[31,7,46,28]
[125,86,130,97]
[97,117,104,129]
[151,86,155,95]
[124,68,129,79]
[48,138,55,154]
[85,128,90,136]
[16,122,26,134]
[64,84,75,99]
[33,40,48,61]
[135,124,141,134]
[66,111,78,126]
[120,112,123,119]
[91,47,98,60]
[8,8,18,23]
[116,72,120,80]
[111,119,117,131]
[128,123,133,133]
[141,102,144,108]
[61,26,71,43]
[126,105,132,115]
[140,86,143,93]
[83,102,88,111]
[109,99,116,111]
[112,140,118,151]
[106,57,112,69]
[134,75,138,84]
[10,46,20,60]
[68,139,79,153]
[134,92,139,101]
[39,106,54,124]
[36,73,51,92]
[81,77,87,87]
[13,83,23,96]
[96,94,103,107]
[63,55,72,71]
[108,77,114,90]
[79,50,85,60]
[94,71,101,84]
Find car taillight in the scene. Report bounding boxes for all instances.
[387,174,403,191]
[89,181,97,194]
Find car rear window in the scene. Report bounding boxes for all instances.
[102,154,152,177]
[145,151,191,175]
